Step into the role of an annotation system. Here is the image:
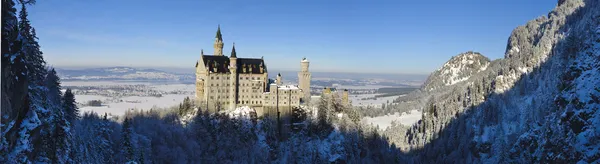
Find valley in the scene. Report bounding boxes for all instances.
[58,67,425,120]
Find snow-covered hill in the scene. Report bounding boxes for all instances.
[423,51,490,91]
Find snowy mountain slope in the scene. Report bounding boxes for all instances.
[386,0,600,163]
[55,67,194,81]
[423,51,490,91]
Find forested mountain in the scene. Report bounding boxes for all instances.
[422,51,491,91]
[383,0,600,163]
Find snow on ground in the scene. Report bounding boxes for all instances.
[362,110,422,130]
[350,94,403,107]
[74,95,111,103]
[226,106,255,119]
[151,84,195,92]
[79,94,193,116]
[328,85,397,90]
[62,81,153,86]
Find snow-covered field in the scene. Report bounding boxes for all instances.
[362,110,422,130]
[151,84,194,92]
[66,81,195,116]
[79,94,193,116]
[350,94,403,107]
[62,81,153,86]
[329,85,399,90]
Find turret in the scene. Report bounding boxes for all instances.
[276,73,282,85]
[214,25,224,56]
[301,57,309,72]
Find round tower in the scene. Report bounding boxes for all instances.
[195,49,206,104]
[229,43,238,110]
[342,89,349,105]
[298,57,311,102]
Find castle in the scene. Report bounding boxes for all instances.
[194,26,312,118]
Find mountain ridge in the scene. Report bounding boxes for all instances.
[55,66,195,81]
[383,0,600,163]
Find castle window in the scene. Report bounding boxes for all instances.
[252,77,254,80]
[246,77,249,80]
[211,84,213,86]
[216,84,219,86]
[211,77,214,80]
[216,77,219,80]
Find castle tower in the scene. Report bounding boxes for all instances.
[229,43,238,110]
[214,25,224,56]
[342,89,349,105]
[276,73,282,85]
[298,57,311,102]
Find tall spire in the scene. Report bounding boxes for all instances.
[214,25,224,56]
[230,42,237,58]
[201,49,204,56]
[216,24,223,41]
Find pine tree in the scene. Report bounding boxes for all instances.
[138,150,145,164]
[315,94,332,138]
[63,88,79,124]
[122,118,135,162]
[96,116,114,163]
[19,2,46,83]
[45,68,61,103]
[37,67,74,163]
[1,1,47,162]
[51,109,72,163]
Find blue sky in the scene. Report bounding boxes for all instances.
[29,0,557,74]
